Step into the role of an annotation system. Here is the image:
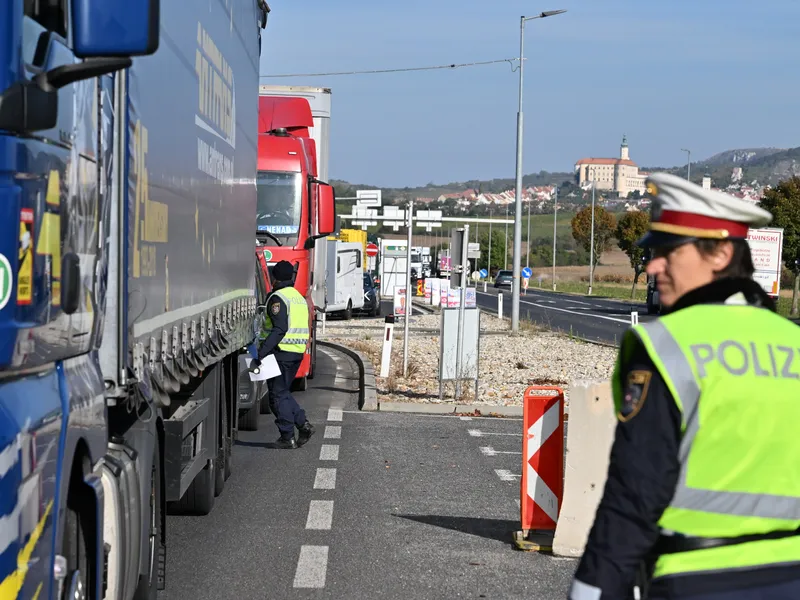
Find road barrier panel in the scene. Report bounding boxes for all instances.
[380,315,395,378]
[513,386,564,552]
[552,380,616,557]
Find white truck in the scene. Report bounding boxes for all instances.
[646,227,785,314]
[324,240,366,319]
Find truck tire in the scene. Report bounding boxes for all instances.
[173,458,215,515]
[343,300,352,320]
[214,396,228,496]
[63,468,93,600]
[133,439,162,599]
[292,376,308,392]
[307,324,317,380]
[239,404,259,431]
[260,388,271,414]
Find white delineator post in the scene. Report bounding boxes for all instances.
[630,311,639,326]
[498,292,504,320]
[380,315,395,378]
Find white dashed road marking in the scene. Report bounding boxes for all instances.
[495,469,521,482]
[314,468,337,490]
[327,408,343,422]
[468,429,522,437]
[293,545,329,588]
[324,426,341,439]
[319,444,339,461]
[480,446,521,456]
[305,500,334,530]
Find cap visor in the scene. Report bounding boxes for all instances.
[636,230,697,249]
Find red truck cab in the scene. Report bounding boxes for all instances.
[256,95,336,390]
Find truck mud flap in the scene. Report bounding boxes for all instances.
[163,397,211,502]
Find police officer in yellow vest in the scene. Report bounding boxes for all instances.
[568,172,800,600]
[252,260,315,449]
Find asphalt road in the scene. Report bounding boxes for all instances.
[474,285,656,345]
[161,346,577,599]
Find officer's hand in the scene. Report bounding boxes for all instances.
[248,358,262,374]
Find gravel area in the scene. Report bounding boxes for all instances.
[320,311,617,406]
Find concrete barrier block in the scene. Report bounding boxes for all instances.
[552,379,616,557]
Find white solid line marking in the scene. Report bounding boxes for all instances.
[460,416,473,421]
[324,426,341,439]
[327,408,343,422]
[293,545,329,588]
[314,468,337,490]
[338,410,523,421]
[480,446,522,456]
[468,429,522,437]
[319,444,339,461]
[305,500,334,530]
[495,469,521,481]
[519,298,629,324]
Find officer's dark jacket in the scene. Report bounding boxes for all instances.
[257,280,303,363]
[573,277,800,599]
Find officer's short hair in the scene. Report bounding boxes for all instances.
[694,239,755,279]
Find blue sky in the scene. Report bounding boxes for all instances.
[260,0,799,188]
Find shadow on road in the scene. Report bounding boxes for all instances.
[393,513,517,544]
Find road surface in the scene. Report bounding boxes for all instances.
[474,285,656,345]
[162,345,577,599]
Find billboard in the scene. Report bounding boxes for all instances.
[746,227,784,297]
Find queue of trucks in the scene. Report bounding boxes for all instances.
[0,2,339,598]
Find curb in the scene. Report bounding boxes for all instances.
[317,340,378,411]
[379,401,522,417]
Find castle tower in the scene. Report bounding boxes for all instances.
[620,134,629,161]
[702,170,711,190]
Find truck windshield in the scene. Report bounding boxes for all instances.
[256,171,303,244]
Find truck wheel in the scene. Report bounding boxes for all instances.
[239,404,259,431]
[343,300,352,320]
[133,439,163,599]
[63,474,93,600]
[214,399,228,496]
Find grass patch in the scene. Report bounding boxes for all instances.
[548,280,647,302]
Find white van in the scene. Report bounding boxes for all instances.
[324,240,366,319]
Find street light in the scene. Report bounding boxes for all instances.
[681,148,691,181]
[511,9,567,333]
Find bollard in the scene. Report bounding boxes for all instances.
[321,310,326,336]
[380,315,395,378]
[483,281,487,293]
[630,311,639,326]
[498,292,503,320]
[513,386,565,551]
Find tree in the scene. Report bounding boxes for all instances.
[759,176,800,316]
[479,228,507,276]
[616,210,651,298]
[571,205,617,268]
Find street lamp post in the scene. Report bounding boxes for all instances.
[681,148,691,181]
[526,194,531,269]
[512,9,567,333]
[488,209,493,279]
[588,181,595,295]
[552,185,558,291]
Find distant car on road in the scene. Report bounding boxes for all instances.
[494,270,513,288]
[359,272,381,317]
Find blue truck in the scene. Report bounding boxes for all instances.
[0,0,269,598]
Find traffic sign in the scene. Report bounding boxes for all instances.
[366,243,379,257]
[479,269,488,279]
[521,267,532,279]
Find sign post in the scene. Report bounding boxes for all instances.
[521,267,532,296]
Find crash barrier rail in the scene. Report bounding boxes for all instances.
[514,386,564,551]
[513,380,616,555]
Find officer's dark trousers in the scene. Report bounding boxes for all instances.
[267,356,307,439]
[650,578,800,599]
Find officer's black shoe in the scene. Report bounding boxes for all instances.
[274,436,297,449]
[297,422,315,447]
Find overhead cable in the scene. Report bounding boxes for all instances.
[259,57,521,78]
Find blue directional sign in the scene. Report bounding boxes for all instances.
[521,267,533,279]
[479,269,488,278]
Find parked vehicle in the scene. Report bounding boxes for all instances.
[324,240,366,319]
[359,272,382,317]
[0,0,270,597]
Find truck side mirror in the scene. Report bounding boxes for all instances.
[72,0,160,57]
[317,183,336,237]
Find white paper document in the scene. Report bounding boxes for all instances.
[245,355,281,381]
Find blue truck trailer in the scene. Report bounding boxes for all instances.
[0,0,269,598]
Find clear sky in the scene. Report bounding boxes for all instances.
[259,0,799,188]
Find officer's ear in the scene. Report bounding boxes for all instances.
[703,240,735,273]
